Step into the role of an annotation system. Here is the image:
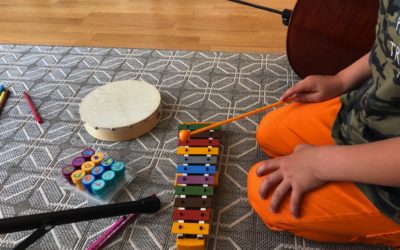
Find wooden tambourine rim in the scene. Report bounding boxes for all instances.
[82,103,162,141]
[79,80,162,141]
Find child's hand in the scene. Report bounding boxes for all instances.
[280,75,346,102]
[256,144,327,218]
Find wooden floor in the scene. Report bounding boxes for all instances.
[0,0,296,53]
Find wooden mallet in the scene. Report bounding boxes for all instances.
[178,100,288,141]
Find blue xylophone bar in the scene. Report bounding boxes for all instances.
[176,165,216,175]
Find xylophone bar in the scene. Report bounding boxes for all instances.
[190,131,221,139]
[177,146,219,155]
[178,123,221,131]
[178,139,220,147]
[176,176,214,185]
[178,123,221,130]
[171,222,210,235]
[174,198,213,208]
[176,165,216,175]
[175,186,214,196]
[176,156,218,165]
[173,209,211,221]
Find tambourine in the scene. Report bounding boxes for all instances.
[79,80,162,141]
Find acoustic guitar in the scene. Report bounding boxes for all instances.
[229,0,379,78]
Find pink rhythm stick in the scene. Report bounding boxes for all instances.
[87,213,139,250]
[23,92,42,124]
[87,194,157,250]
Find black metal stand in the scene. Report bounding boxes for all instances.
[228,0,292,26]
[0,196,161,250]
[14,223,54,250]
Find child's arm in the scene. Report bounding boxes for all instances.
[316,137,400,186]
[336,52,372,92]
[281,53,372,102]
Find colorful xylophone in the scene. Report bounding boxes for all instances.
[172,123,222,250]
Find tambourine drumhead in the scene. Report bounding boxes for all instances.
[79,80,162,141]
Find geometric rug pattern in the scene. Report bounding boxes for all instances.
[0,45,391,249]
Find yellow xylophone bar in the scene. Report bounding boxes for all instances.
[176,238,205,250]
[171,222,210,235]
[176,146,219,155]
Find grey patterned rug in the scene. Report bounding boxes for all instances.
[0,45,391,250]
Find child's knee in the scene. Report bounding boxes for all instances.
[256,112,284,157]
[247,163,289,231]
[262,213,291,232]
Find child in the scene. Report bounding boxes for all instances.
[247,0,400,247]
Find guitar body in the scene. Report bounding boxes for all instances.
[287,0,379,78]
